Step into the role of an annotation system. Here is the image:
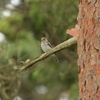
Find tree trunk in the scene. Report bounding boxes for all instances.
[78,0,100,100]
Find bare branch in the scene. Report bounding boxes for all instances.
[0,74,14,81]
[20,37,77,72]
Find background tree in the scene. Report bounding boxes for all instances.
[0,0,78,100]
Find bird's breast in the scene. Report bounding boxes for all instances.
[41,42,51,52]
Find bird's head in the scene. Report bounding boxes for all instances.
[41,37,46,42]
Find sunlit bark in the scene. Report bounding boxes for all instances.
[78,0,100,100]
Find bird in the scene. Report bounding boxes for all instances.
[41,37,59,62]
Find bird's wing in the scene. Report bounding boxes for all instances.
[47,40,53,48]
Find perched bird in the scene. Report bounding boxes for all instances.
[41,37,59,62]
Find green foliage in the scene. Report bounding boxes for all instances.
[0,0,78,99]
[69,83,79,100]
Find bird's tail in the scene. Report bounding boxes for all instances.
[52,54,59,63]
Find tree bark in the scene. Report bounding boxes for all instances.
[78,0,100,100]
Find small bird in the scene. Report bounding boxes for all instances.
[41,37,59,62]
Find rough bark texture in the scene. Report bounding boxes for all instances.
[78,0,100,100]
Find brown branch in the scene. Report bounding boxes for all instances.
[1,87,10,100]
[20,37,77,72]
[0,74,15,81]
